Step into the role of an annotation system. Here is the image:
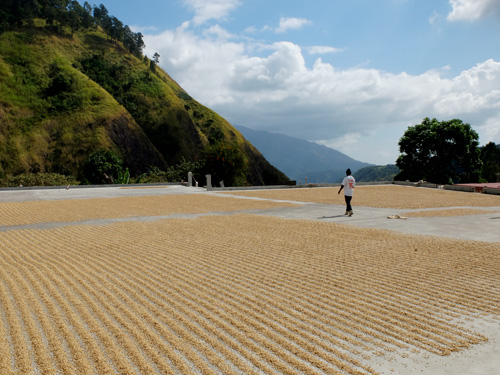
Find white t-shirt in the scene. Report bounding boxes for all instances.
[342,175,355,196]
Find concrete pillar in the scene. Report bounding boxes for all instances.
[188,172,193,187]
[206,174,212,191]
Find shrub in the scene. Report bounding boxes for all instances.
[81,149,123,184]
[0,173,79,187]
[201,142,246,187]
[134,158,204,184]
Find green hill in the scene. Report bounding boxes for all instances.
[354,164,399,182]
[0,1,288,186]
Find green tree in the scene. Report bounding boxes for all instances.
[92,3,108,26]
[134,32,145,56]
[149,52,160,73]
[201,142,246,186]
[395,118,482,184]
[41,0,70,26]
[480,142,500,182]
[123,26,143,57]
[45,60,84,111]
[67,0,93,30]
[20,0,43,22]
[81,149,123,184]
[153,52,160,64]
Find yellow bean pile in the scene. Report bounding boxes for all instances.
[0,194,297,226]
[1,211,499,374]
[225,186,500,209]
[402,208,498,217]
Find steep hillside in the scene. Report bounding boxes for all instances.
[0,7,287,185]
[354,164,399,182]
[236,125,371,183]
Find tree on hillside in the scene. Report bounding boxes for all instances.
[480,142,500,182]
[81,149,123,184]
[67,0,93,30]
[1,1,145,57]
[153,52,160,64]
[395,118,482,184]
[201,142,246,187]
[91,3,108,26]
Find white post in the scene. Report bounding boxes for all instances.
[188,172,193,187]
[206,174,212,191]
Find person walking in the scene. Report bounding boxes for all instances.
[338,168,355,216]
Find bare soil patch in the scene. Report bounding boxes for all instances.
[1,213,499,374]
[224,185,500,209]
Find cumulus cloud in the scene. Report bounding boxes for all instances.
[144,21,500,163]
[477,115,500,142]
[275,17,311,33]
[203,24,235,40]
[447,0,500,21]
[182,0,241,25]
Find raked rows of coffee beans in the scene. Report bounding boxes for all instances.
[1,213,499,374]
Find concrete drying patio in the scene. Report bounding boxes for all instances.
[0,184,499,374]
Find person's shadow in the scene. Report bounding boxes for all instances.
[319,215,346,219]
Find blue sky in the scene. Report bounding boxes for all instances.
[81,0,500,165]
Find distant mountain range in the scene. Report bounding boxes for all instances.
[236,125,373,183]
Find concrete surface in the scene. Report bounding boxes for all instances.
[2,185,499,242]
[212,189,500,243]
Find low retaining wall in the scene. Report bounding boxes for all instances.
[484,187,500,195]
[393,181,438,188]
[443,185,475,193]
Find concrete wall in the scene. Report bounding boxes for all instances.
[393,181,438,188]
[443,185,475,193]
[484,187,500,195]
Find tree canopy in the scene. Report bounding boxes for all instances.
[81,149,123,184]
[395,118,482,184]
[0,1,144,57]
[201,142,246,187]
[480,142,500,182]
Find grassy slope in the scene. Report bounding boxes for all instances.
[355,164,399,182]
[0,27,164,176]
[0,25,288,185]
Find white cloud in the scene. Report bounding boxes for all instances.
[447,0,500,21]
[428,10,441,25]
[477,115,500,144]
[144,23,500,164]
[182,0,241,25]
[203,24,235,40]
[316,133,361,155]
[242,17,311,35]
[434,59,500,115]
[275,17,311,33]
[307,46,343,55]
